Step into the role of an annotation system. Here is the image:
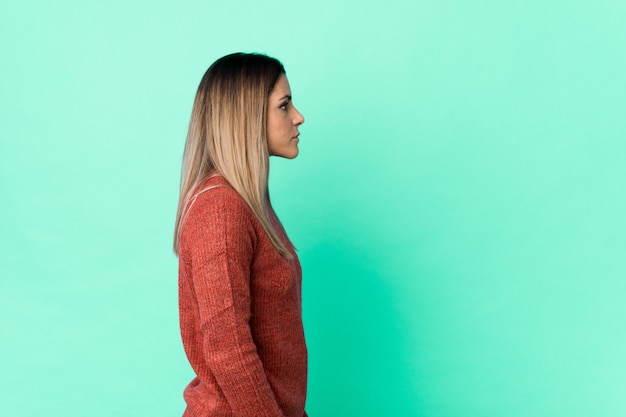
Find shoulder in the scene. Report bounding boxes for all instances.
[190,184,248,218]
[179,176,258,254]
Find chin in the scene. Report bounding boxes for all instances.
[274,146,299,159]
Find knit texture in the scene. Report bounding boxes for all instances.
[178,173,308,417]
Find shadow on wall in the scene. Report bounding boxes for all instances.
[302,231,418,416]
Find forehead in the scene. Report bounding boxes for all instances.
[270,74,291,99]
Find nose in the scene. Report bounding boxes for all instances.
[293,108,304,126]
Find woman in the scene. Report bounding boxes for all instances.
[173,53,308,417]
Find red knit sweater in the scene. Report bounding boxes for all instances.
[178,173,308,417]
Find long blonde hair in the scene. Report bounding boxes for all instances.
[173,52,293,259]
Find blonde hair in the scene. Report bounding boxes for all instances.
[173,53,294,259]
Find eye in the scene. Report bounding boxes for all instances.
[279,102,288,110]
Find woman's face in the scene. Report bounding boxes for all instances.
[267,74,305,159]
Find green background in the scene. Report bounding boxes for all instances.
[2,1,625,416]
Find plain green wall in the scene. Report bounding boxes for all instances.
[2,1,625,416]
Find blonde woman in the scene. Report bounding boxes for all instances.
[173,53,308,417]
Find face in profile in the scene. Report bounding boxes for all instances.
[267,74,305,159]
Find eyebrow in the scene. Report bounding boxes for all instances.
[279,95,292,101]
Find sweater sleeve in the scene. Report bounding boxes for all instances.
[182,189,286,417]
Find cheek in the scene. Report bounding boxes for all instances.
[267,121,279,139]
[268,115,284,135]
[268,112,291,142]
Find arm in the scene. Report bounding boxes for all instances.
[183,189,285,417]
